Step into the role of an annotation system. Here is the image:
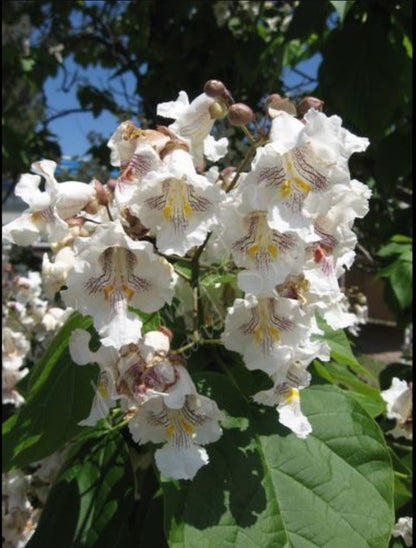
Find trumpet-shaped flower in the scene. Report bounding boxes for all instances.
[241,110,369,241]
[253,361,312,438]
[131,147,223,255]
[219,192,306,295]
[381,378,412,440]
[2,160,96,246]
[222,293,312,374]
[108,121,167,206]
[63,220,175,347]
[128,387,224,480]
[157,91,228,167]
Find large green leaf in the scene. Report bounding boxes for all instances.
[2,313,99,472]
[27,426,135,548]
[313,315,376,380]
[162,373,394,548]
[312,360,385,418]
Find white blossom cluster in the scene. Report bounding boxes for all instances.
[2,82,371,479]
[2,248,72,407]
[2,449,67,548]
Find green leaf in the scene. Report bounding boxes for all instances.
[27,427,135,548]
[390,260,412,309]
[314,315,374,379]
[2,313,99,473]
[128,307,161,333]
[162,373,394,548]
[312,361,385,418]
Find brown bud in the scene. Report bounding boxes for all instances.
[227,103,254,126]
[297,96,324,117]
[204,79,226,98]
[266,94,297,116]
[93,178,108,206]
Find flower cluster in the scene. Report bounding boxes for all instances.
[3,80,371,478]
[2,449,67,548]
[2,247,72,407]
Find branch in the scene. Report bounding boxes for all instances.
[42,108,95,126]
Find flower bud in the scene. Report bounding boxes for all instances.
[297,96,324,117]
[227,103,254,126]
[204,79,226,99]
[107,178,117,192]
[266,94,297,117]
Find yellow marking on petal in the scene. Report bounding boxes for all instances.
[254,325,280,345]
[279,180,292,198]
[31,211,42,222]
[166,424,175,437]
[103,285,114,300]
[183,203,193,217]
[98,380,109,398]
[293,177,312,194]
[286,388,299,403]
[180,419,194,436]
[248,245,260,258]
[122,285,135,301]
[163,204,172,220]
[268,244,278,258]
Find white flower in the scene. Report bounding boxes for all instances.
[69,329,120,426]
[41,246,76,299]
[157,91,228,167]
[39,307,73,335]
[107,122,167,206]
[253,361,313,439]
[241,110,369,241]
[2,160,96,246]
[381,378,412,440]
[219,192,306,295]
[62,220,175,348]
[129,384,224,480]
[131,148,223,255]
[392,517,413,547]
[222,293,313,375]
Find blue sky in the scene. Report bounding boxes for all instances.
[44,54,322,160]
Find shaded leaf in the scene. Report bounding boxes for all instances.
[27,427,135,548]
[162,372,394,548]
[2,313,99,472]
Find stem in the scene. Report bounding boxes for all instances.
[105,203,114,222]
[201,338,222,345]
[241,124,256,143]
[173,266,191,282]
[227,135,267,193]
[110,418,130,432]
[171,340,197,354]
